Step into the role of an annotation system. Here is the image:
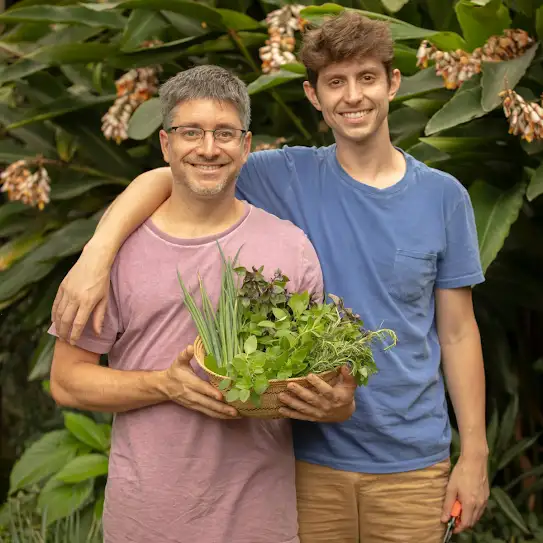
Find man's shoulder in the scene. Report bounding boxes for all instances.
[248,144,332,169]
[247,204,307,237]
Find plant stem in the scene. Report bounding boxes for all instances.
[228,30,314,144]
[38,158,130,184]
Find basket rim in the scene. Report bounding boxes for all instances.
[192,335,340,383]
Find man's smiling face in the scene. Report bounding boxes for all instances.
[159,98,251,198]
[304,58,401,146]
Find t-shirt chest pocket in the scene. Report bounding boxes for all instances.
[387,249,437,303]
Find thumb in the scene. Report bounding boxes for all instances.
[92,297,108,336]
[441,482,457,522]
[340,365,357,389]
[174,345,194,366]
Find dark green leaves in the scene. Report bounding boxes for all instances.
[247,69,305,95]
[63,413,110,453]
[55,454,109,484]
[0,5,126,29]
[394,68,444,101]
[527,163,543,202]
[127,97,162,140]
[121,10,170,52]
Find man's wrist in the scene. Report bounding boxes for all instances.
[460,437,489,459]
[83,235,119,268]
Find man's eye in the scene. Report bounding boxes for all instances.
[216,130,235,139]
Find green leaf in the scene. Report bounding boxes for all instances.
[0,5,126,28]
[28,332,55,381]
[419,136,491,152]
[51,178,126,201]
[394,68,444,101]
[218,379,230,391]
[486,407,499,454]
[217,8,263,30]
[38,478,94,526]
[0,58,46,85]
[481,44,539,112]
[55,454,109,484]
[429,32,469,52]
[5,94,115,130]
[381,0,409,12]
[455,0,512,51]
[127,98,162,140]
[495,395,518,457]
[491,487,530,535]
[527,162,543,201]
[27,43,119,66]
[497,434,541,471]
[9,430,79,493]
[64,413,110,453]
[537,6,543,42]
[247,69,305,95]
[117,0,224,29]
[0,230,45,271]
[244,335,257,355]
[469,180,526,273]
[239,389,251,402]
[226,388,240,402]
[121,9,169,51]
[424,75,486,135]
[258,320,275,328]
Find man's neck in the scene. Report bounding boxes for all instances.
[335,124,406,190]
[151,184,245,239]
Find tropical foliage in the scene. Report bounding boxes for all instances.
[0,0,542,540]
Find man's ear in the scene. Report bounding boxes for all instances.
[388,69,402,102]
[242,131,252,162]
[159,129,171,163]
[303,81,322,112]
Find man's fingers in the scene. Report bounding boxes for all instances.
[278,391,324,418]
[440,487,457,523]
[51,287,64,324]
[174,346,195,366]
[185,391,238,418]
[340,365,358,389]
[58,303,79,341]
[277,406,317,421]
[92,297,108,337]
[284,382,330,408]
[53,292,69,332]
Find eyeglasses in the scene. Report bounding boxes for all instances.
[167,126,247,146]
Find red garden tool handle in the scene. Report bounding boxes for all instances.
[451,500,462,519]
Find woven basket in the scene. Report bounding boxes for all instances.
[193,336,340,419]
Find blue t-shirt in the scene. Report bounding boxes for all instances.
[235,144,485,474]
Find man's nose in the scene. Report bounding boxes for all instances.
[344,81,364,104]
[196,132,221,158]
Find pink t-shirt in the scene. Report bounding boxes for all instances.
[49,202,323,543]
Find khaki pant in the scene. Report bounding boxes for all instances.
[295,458,450,543]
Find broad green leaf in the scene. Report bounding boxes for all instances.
[420,136,494,152]
[64,413,110,452]
[28,332,55,382]
[127,98,163,140]
[481,44,539,112]
[381,0,409,12]
[486,407,499,455]
[280,62,307,75]
[121,9,169,51]
[0,59,46,85]
[9,430,80,493]
[498,435,541,471]
[0,5,126,28]
[0,231,44,272]
[27,43,119,65]
[527,163,543,201]
[455,0,512,51]
[117,0,224,29]
[504,464,543,492]
[226,388,239,402]
[161,10,209,36]
[55,454,109,484]
[0,202,28,229]
[248,70,305,95]
[427,32,468,52]
[38,478,94,526]
[394,68,444,101]
[0,258,55,303]
[0,140,37,163]
[181,32,267,57]
[244,335,257,355]
[51,178,127,201]
[469,180,526,273]
[36,24,104,47]
[217,8,263,30]
[389,106,428,146]
[6,94,115,130]
[424,75,486,135]
[491,487,530,534]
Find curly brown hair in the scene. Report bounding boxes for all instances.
[299,10,394,87]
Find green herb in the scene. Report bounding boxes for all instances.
[178,243,397,405]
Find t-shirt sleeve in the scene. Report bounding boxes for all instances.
[435,188,485,290]
[298,234,324,303]
[236,149,292,219]
[48,268,123,355]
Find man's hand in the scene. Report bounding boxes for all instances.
[52,244,112,344]
[161,346,240,420]
[277,365,357,422]
[441,453,489,533]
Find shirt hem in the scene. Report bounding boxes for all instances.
[294,448,451,475]
[435,272,485,290]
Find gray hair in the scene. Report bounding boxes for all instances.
[159,65,251,131]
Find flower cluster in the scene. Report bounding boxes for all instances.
[416,29,534,89]
[259,5,306,74]
[500,89,543,142]
[0,159,51,210]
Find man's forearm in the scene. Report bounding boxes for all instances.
[86,167,173,262]
[441,320,488,457]
[51,359,168,413]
